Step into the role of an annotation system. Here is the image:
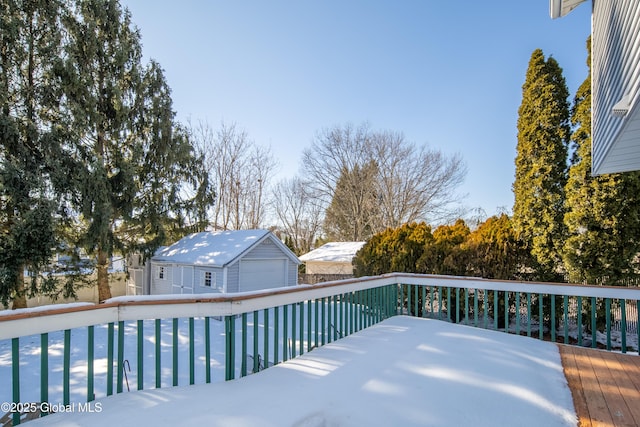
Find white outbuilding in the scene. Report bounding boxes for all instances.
[146,229,300,295]
[299,242,365,283]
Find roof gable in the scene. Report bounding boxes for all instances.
[152,230,281,267]
[299,242,366,263]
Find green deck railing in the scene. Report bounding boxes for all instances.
[1,273,639,425]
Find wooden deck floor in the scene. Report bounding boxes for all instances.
[559,345,640,427]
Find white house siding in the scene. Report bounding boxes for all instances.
[238,259,287,292]
[243,238,287,260]
[592,0,640,174]
[193,266,224,293]
[226,263,240,293]
[151,263,172,295]
[287,260,298,285]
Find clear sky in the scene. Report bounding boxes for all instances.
[120,0,592,219]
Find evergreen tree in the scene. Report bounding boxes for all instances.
[352,222,433,277]
[563,37,640,285]
[59,0,213,302]
[0,0,71,307]
[462,214,522,280]
[513,49,570,281]
[324,161,381,241]
[417,219,469,276]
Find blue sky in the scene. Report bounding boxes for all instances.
[121,0,591,219]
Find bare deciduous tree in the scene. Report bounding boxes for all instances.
[271,177,323,255]
[191,121,277,230]
[302,123,467,239]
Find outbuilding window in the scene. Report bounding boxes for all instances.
[204,271,213,287]
[158,266,166,280]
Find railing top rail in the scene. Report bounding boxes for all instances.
[1,273,639,340]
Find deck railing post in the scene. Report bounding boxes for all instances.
[12,337,20,426]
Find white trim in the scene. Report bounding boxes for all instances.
[2,273,640,340]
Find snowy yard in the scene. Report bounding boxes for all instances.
[21,316,576,427]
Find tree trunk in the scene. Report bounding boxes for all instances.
[97,249,111,303]
[12,268,27,309]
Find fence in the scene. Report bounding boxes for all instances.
[1,273,639,425]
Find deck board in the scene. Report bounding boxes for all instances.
[559,345,640,427]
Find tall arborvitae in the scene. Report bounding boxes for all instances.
[513,49,570,281]
[563,37,640,285]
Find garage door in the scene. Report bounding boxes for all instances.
[239,259,286,292]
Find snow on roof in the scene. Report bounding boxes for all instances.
[299,241,366,262]
[152,229,271,267]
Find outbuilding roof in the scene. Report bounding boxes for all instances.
[299,242,366,263]
[152,230,298,267]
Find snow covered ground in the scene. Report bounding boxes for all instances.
[24,316,576,427]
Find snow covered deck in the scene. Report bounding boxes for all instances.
[2,273,640,426]
[27,316,577,427]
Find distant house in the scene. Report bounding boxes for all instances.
[299,242,365,284]
[127,230,300,295]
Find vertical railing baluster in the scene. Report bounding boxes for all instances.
[414,285,419,318]
[291,303,296,358]
[189,317,195,384]
[464,288,469,323]
[551,295,556,343]
[155,319,162,388]
[117,322,124,393]
[621,299,627,354]
[307,300,312,351]
[205,317,211,383]
[515,291,520,335]
[274,306,279,365]
[40,333,48,415]
[88,325,95,400]
[253,311,260,373]
[64,329,71,405]
[438,286,443,320]
[321,298,326,345]
[577,296,583,346]
[11,337,20,427]
[447,287,452,322]
[241,313,248,377]
[107,322,114,396]
[538,294,544,340]
[504,292,509,333]
[430,286,435,318]
[172,318,178,386]
[591,297,597,349]
[314,300,319,347]
[606,298,611,351]
[300,302,305,353]
[564,295,569,344]
[283,304,289,361]
[637,301,640,355]
[407,285,412,317]
[137,320,144,390]
[264,308,270,370]
[339,294,343,334]
[456,288,460,324]
[333,295,338,338]
[422,286,427,318]
[526,293,532,337]
[493,291,498,330]
[225,315,236,380]
[474,289,479,326]
[483,290,488,329]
